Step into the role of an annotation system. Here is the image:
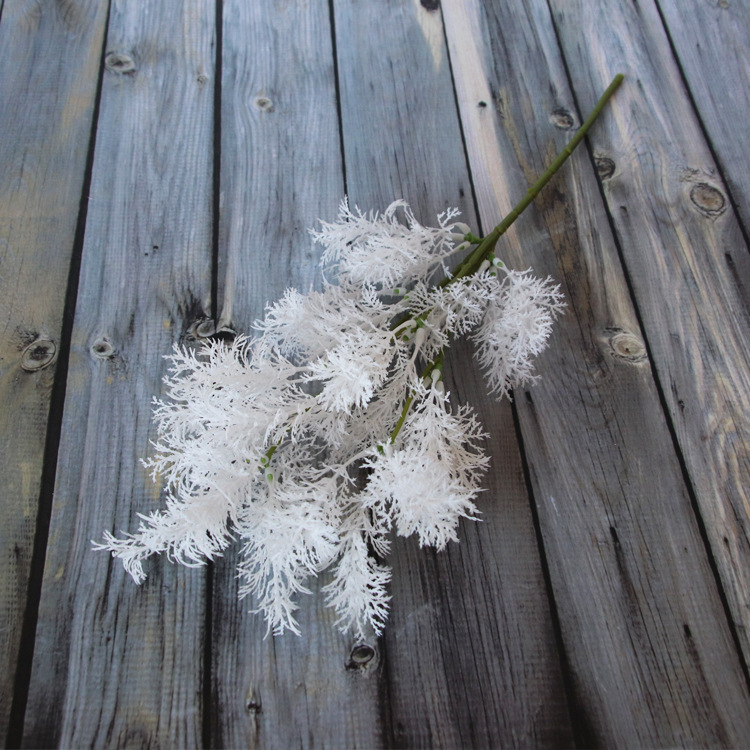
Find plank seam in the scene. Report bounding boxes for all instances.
[210,0,224,328]
[5,1,114,745]
[328,0,348,197]
[203,2,224,747]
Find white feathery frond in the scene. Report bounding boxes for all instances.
[95,199,563,637]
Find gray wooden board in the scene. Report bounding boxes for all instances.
[22,1,215,746]
[334,0,574,745]
[549,0,750,670]
[656,0,750,232]
[0,0,108,743]
[210,1,384,747]
[1,0,748,746]
[443,0,750,745]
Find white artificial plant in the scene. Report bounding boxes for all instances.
[96,75,623,638]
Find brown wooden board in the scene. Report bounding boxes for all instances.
[442,0,750,744]
[656,0,750,233]
[0,0,108,743]
[21,1,215,746]
[334,0,574,745]
[209,1,384,747]
[549,0,750,672]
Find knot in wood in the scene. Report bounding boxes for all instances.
[245,688,262,714]
[549,108,575,130]
[105,52,136,75]
[609,331,646,363]
[21,339,57,371]
[254,96,274,112]
[689,183,726,217]
[91,338,115,359]
[347,643,376,669]
[191,318,217,339]
[595,156,616,180]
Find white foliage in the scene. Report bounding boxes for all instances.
[96,200,563,637]
[473,269,565,399]
[322,511,392,639]
[363,385,488,549]
[311,199,464,288]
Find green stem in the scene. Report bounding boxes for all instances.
[385,351,444,448]
[386,74,623,449]
[271,76,625,462]
[445,73,624,286]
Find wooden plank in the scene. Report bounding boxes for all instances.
[443,0,750,744]
[21,1,215,746]
[657,0,750,232]
[0,0,108,743]
[548,0,750,670]
[209,2,385,747]
[334,0,574,745]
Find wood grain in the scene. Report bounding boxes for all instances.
[443,0,750,745]
[334,0,574,745]
[656,0,750,232]
[0,0,108,743]
[0,0,748,746]
[549,0,750,670]
[210,1,384,747]
[21,1,215,746]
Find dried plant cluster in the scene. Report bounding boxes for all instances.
[96,74,622,638]
[96,199,563,637]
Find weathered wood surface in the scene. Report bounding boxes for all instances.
[210,2,383,748]
[0,0,108,745]
[550,0,750,672]
[334,0,573,746]
[656,0,750,232]
[444,0,750,745]
[1,0,749,747]
[20,0,215,746]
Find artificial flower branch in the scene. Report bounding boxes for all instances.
[384,72,623,447]
[449,72,624,285]
[95,74,623,638]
